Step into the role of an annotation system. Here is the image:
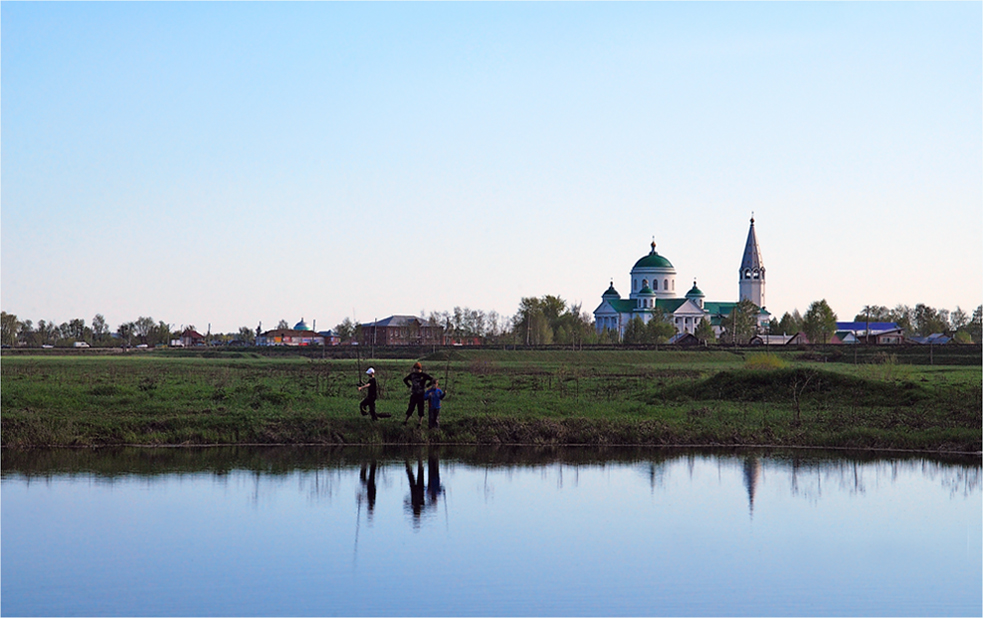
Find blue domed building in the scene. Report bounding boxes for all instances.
[256,318,329,346]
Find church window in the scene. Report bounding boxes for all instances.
[642,279,648,289]
[745,269,751,279]
[663,279,668,290]
[672,280,675,291]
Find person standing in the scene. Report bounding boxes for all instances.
[358,367,383,421]
[424,379,445,429]
[402,362,434,426]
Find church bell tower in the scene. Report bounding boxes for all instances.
[738,216,765,308]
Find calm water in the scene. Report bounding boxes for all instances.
[2,446,980,617]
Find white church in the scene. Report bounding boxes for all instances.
[593,217,770,339]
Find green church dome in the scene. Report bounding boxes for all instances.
[685,281,705,298]
[632,241,674,270]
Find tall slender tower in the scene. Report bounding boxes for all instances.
[738,216,765,308]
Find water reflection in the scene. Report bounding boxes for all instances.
[743,455,761,516]
[401,453,445,528]
[3,445,979,501]
[4,446,977,529]
[358,460,378,520]
[2,446,980,617]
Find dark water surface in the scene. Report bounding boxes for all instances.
[2,446,980,617]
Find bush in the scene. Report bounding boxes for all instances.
[744,352,786,370]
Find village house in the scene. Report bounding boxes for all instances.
[173,328,205,347]
[360,315,445,346]
[749,333,809,346]
[834,322,904,345]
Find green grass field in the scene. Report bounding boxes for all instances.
[2,349,980,452]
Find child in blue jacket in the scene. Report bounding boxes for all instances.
[424,380,445,429]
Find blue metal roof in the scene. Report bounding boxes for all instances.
[836,322,900,332]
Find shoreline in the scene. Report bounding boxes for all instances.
[5,441,979,457]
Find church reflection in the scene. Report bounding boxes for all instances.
[743,455,761,517]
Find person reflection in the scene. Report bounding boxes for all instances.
[427,452,444,506]
[405,453,447,527]
[359,460,378,521]
[405,459,426,523]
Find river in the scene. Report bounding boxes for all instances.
[2,446,980,616]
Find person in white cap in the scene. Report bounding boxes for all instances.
[357,367,385,420]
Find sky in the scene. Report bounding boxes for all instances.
[2,2,981,334]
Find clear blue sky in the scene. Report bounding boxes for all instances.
[3,2,980,333]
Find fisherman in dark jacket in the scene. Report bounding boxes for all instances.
[402,362,434,426]
[358,368,381,421]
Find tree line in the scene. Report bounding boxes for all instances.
[770,302,982,344]
[0,312,258,349]
[3,300,980,349]
[331,297,596,347]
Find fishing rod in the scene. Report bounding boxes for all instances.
[355,345,363,386]
[353,307,362,386]
[444,355,452,394]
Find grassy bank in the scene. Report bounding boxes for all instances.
[2,349,980,452]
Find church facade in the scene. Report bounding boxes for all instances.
[593,217,770,339]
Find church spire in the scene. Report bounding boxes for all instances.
[739,215,765,308]
[740,215,763,272]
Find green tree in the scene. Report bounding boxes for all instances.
[334,318,358,343]
[644,311,676,344]
[953,330,973,344]
[889,304,915,334]
[1,312,20,347]
[854,305,891,322]
[36,320,58,346]
[965,305,982,342]
[237,326,256,344]
[694,317,716,344]
[776,310,803,335]
[539,295,568,330]
[722,299,759,344]
[622,316,647,344]
[514,297,556,345]
[133,317,155,345]
[552,304,596,347]
[92,314,109,345]
[913,304,947,336]
[150,321,172,347]
[117,322,136,347]
[599,324,621,343]
[18,319,36,347]
[950,306,969,332]
[802,299,837,344]
[64,318,87,342]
